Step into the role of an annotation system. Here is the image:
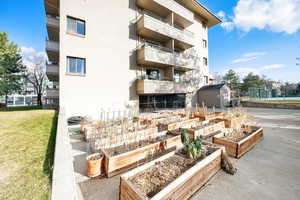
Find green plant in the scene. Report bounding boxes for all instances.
[180,129,203,159]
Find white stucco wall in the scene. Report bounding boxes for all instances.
[60,0,139,118]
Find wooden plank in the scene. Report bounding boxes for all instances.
[120,179,145,200]
[237,128,263,158]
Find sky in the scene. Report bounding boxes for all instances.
[0,0,299,83]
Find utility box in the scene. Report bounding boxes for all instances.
[198,84,231,108]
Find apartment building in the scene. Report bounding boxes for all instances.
[44,0,221,117]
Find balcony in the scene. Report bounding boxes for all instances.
[44,0,59,16]
[46,88,59,97]
[137,43,195,71]
[46,40,59,62]
[46,40,59,52]
[137,0,193,28]
[46,64,59,82]
[137,14,194,50]
[136,79,188,94]
[46,15,59,41]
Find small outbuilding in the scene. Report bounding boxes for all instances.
[198,83,231,108]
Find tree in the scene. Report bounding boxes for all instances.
[0,32,26,106]
[242,72,264,92]
[222,69,241,95]
[25,56,47,106]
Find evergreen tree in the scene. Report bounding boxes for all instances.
[0,32,26,106]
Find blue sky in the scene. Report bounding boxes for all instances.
[0,0,299,83]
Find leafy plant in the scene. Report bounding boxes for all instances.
[180,129,203,159]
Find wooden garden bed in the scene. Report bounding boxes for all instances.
[102,133,182,177]
[194,112,224,121]
[158,118,199,131]
[187,120,225,139]
[120,145,224,200]
[215,117,247,128]
[212,126,263,158]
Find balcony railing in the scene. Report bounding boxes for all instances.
[137,13,195,48]
[46,15,59,29]
[153,0,193,22]
[137,0,193,27]
[136,79,188,94]
[46,40,59,52]
[137,43,195,70]
[46,64,59,81]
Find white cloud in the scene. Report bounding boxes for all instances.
[244,51,268,57]
[232,57,257,63]
[219,0,300,34]
[21,46,47,71]
[235,64,286,76]
[232,51,268,63]
[217,11,235,31]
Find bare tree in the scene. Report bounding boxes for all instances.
[25,60,47,106]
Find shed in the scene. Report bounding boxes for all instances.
[198,84,230,108]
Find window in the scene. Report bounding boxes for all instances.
[67,17,85,36]
[202,39,207,48]
[146,69,160,80]
[203,57,208,66]
[174,71,183,83]
[67,57,86,75]
[204,76,209,84]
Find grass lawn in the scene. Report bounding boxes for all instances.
[0,109,57,200]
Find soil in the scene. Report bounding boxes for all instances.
[223,127,259,142]
[103,136,168,157]
[87,153,102,161]
[129,146,217,198]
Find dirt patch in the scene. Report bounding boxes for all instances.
[129,147,217,198]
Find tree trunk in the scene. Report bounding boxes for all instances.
[5,94,8,107]
[37,93,43,106]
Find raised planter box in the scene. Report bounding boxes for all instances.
[120,146,224,200]
[187,120,225,139]
[102,133,181,177]
[215,116,248,128]
[212,126,263,158]
[194,112,224,121]
[158,118,199,131]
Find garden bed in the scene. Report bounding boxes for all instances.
[158,118,199,131]
[212,126,263,158]
[187,120,225,139]
[194,112,224,121]
[90,127,158,152]
[120,144,224,200]
[215,117,247,128]
[102,133,181,177]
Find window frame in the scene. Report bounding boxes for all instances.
[67,16,86,36]
[203,57,208,67]
[202,39,207,48]
[66,56,86,76]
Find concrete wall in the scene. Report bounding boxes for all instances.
[59,0,211,118]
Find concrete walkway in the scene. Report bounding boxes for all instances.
[71,108,300,200]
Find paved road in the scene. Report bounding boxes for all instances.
[191,108,300,200]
